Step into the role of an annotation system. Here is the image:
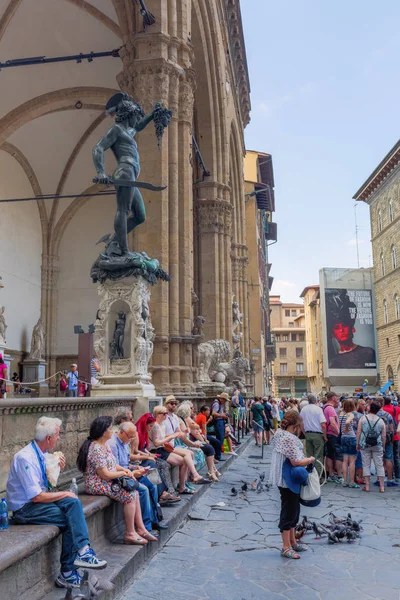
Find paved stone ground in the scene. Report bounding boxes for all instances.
[121,441,400,600]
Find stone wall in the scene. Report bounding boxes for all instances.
[0,396,135,495]
[369,167,400,386]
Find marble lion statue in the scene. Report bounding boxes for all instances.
[197,339,231,383]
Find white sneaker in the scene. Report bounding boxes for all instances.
[227,451,238,456]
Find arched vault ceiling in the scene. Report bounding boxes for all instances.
[8,109,103,196]
[0,0,121,119]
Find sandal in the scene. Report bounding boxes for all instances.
[214,470,222,478]
[160,492,181,503]
[138,531,159,542]
[292,542,308,552]
[281,547,300,559]
[179,487,196,495]
[379,489,385,493]
[207,472,219,482]
[349,483,360,489]
[124,535,148,545]
[362,487,370,492]
[193,477,212,485]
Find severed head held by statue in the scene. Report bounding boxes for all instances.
[91,92,172,284]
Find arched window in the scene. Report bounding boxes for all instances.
[378,209,382,233]
[388,365,394,384]
[392,245,397,269]
[383,299,388,324]
[389,199,394,223]
[381,252,385,277]
[395,295,399,320]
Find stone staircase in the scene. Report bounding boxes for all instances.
[0,437,251,600]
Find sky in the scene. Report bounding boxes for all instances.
[240,0,400,302]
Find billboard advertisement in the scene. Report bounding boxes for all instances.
[325,288,376,370]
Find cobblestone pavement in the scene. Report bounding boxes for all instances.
[121,440,400,600]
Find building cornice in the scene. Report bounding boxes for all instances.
[225,0,251,127]
[353,140,400,203]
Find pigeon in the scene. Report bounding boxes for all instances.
[301,516,313,532]
[295,526,306,540]
[241,482,248,492]
[256,480,263,493]
[251,480,257,490]
[85,571,114,598]
[69,478,79,496]
[312,522,327,539]
[346,530,358,543]
[259,472,265,482]
[328,531,340,544]
[231,487,237,497]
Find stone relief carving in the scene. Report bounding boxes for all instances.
[28,317,45,361]
[95,277,154,382]
[109,358,131,376]
[197,339,231,383]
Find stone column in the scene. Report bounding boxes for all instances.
[41,253,59,393]
[115,6,196,395]
[197,185,233,342]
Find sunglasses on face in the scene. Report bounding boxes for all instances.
[168,402,177,406]
[160,412,168,415]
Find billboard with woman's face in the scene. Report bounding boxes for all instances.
[325,288,376,370]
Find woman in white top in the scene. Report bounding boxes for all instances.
[148,406,195,495]
[269,410,315,559]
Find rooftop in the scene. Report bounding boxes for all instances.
[300,285,320,298]
[353,139,400,203]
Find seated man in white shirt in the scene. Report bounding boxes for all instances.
[300,394,327,476]
[6,417,106,589]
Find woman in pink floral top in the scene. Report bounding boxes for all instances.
[77,416,158,545]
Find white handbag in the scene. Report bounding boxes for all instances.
[300,465,321,507]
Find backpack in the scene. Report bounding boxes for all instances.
[379,411,393,445]
[60,378,67,391]
[364,415,381,447]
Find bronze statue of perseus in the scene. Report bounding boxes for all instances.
[90,92,172,283]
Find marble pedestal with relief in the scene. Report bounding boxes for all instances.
[91,276,156,417]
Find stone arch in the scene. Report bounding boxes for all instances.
[0,142,48,248]
[0,0,121,42]
[48,113,107,235]
[0,87,117,145]
[52,183,102,256]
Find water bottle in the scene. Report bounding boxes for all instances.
[69,478,79,496]
[0,498,9,530]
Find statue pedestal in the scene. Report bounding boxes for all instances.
[22,360,48,397]
[91,276,156,417]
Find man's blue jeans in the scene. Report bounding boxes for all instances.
[138,476,159,531]
[13,497,89,572]
[214,419,226,450]
[207,435,222,460]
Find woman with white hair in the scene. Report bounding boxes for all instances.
[177,401,221,482]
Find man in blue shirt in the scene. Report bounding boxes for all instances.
[107,422,167,532]
[67,363,79,397]
[6,416,106,589]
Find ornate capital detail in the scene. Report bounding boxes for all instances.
[198,200,233,235]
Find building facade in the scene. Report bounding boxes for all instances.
[0,0,251,397]
[270,297,307,398]
[300,285,327,395]
[244,150,276,396]
[353,141,400,389]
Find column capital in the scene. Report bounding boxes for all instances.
[197,200,232,235]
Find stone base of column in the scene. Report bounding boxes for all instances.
[22,360,48,397]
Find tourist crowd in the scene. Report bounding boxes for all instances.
[267,390,400,560]
[5,393,243,590]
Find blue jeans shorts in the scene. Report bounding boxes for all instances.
[341,437,357,456]
[384,443,394,462]
[355,450,362,469]
[253,423,263,432]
